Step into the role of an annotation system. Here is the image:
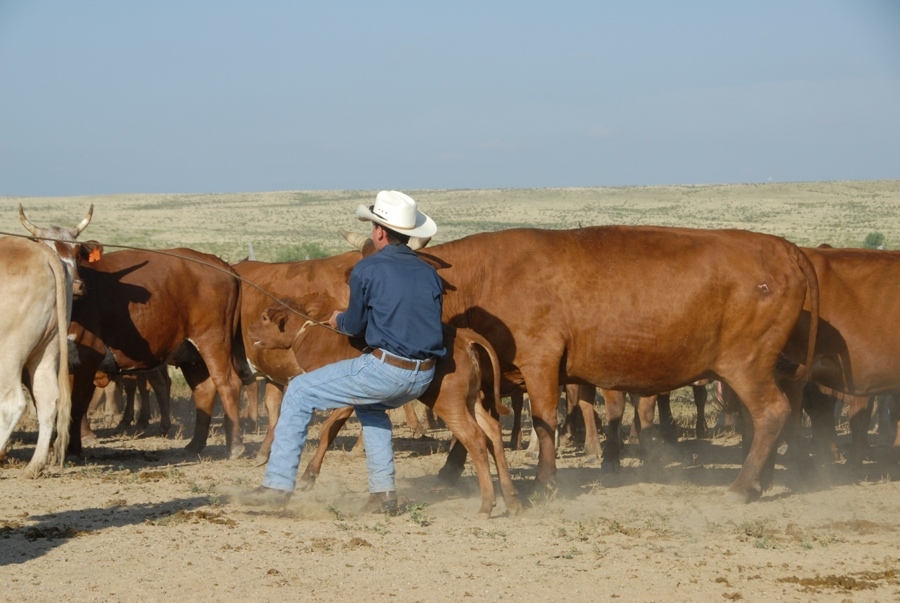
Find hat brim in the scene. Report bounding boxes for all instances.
[356,204,437,238]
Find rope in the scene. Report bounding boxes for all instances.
[0,229,344,335]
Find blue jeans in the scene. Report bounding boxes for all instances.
[262,353,434,493]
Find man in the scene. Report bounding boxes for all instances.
[238,190,446,513]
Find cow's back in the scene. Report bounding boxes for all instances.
[0,238,61,358]
[426,226,812,393]
[75,248,241,367]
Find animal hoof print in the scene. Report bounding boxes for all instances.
[236,486,292,508]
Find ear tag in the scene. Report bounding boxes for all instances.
[89,248,102,263]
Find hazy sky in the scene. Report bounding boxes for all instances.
[1,1,898,196]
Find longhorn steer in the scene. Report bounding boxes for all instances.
[247,297,521,517]
[0,237,72,476]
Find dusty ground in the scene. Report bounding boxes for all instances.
[2,390,899,603]
[2,182,899,601]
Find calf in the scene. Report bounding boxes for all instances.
[248,297,521,518]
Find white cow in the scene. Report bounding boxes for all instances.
[0,236,72,476]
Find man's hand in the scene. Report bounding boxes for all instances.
[328,310,342,330]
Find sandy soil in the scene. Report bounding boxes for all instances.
[2,182,899,601]
[2,394,899,603]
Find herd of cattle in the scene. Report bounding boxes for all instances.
[1,205,898,517]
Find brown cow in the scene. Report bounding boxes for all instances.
[66,248,248,459]
[778,246,900,464]
[246,296,521,518]
[348,226,819,503]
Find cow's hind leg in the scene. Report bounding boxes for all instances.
[474,399,522,514]
[600,389,625,472]
[434,410,497,518]
[149,367,172,437]
[299,406,354,490]
[0,374,29,469]
[693,383,709,439]
[254,381,284,466]
[182,364,216,455]
[509,391,525,450]
[725,379,792,503]
[24,354,60,477]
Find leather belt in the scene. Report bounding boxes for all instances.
[371,348,435,371]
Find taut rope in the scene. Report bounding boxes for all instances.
[0,229,344,335]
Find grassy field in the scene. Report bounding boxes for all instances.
[2,179,899,262]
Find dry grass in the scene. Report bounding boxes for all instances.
[3,180,898,262]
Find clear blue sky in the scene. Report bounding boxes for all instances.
[1,1,898,196]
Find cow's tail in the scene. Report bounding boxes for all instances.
[49,254,71,469]
[229,268,256,385]
[792,244,819,382]
[459,328,509,416]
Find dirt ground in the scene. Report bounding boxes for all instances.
[2,387,899,603]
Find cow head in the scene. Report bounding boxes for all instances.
[19,204,101,298]
[248,295,336,351]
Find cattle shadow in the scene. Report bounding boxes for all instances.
[74,262,158,365]
[0,495,213,567]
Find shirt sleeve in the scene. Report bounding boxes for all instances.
[336,266,368,337]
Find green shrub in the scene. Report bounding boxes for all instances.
[863,231,886,249]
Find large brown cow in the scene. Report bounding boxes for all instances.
[66,248,249,459]
[350,226,820,503]
[245,296,520,517]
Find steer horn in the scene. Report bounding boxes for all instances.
[409,236,430,251]
[339,228,369,250]
[18,204,38,235]
[338,228,431,252]
[72,204,94,237]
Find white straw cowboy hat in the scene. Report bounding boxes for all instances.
[356,190,437,238]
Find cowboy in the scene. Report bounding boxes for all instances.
[238,191,446,513]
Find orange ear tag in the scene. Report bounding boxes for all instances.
[89,248,102,263]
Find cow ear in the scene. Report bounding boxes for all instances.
[266,307,290,332]
[80,241,103,263]
[304,293,335,320]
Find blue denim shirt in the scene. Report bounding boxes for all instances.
[337,244,447,361]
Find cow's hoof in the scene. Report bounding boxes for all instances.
[724,485,760,504]
[505,497,524,516]
[81,433,99,448]
[253,454,269,467]
[229,444,246,460]
[298,473,317,491]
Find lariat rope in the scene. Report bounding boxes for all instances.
[0,229,344,335]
